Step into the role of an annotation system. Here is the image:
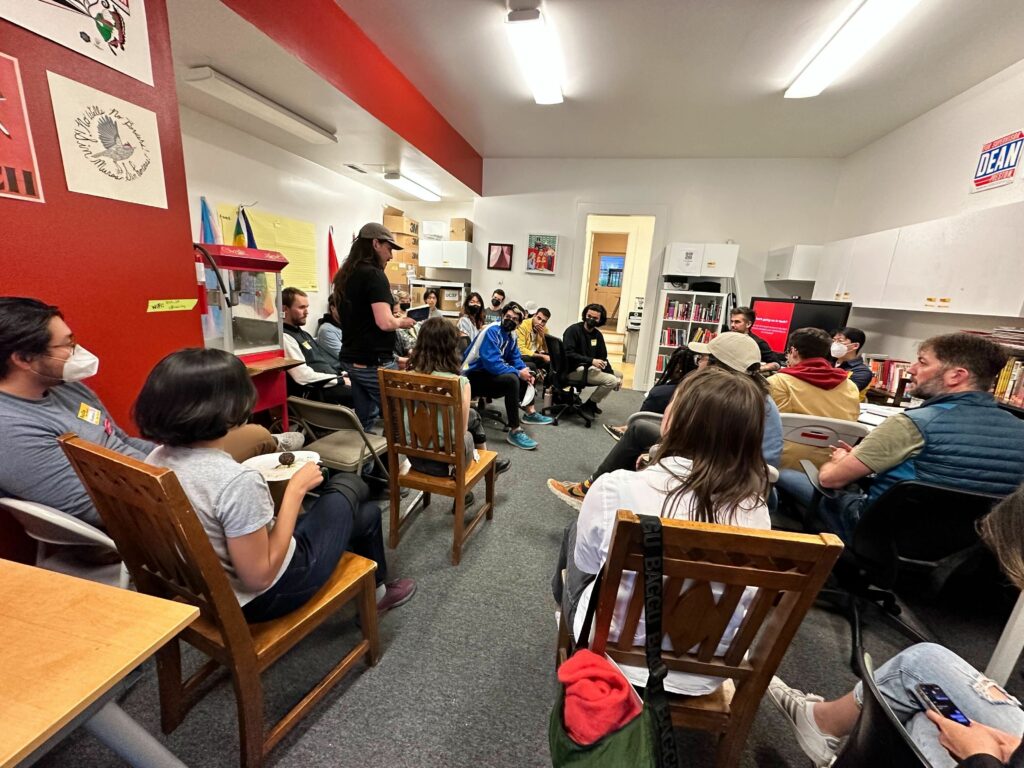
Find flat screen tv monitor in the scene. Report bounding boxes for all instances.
[748,298,852,354]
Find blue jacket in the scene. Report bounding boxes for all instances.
[462,322,525,377]
[868,390,1024,503]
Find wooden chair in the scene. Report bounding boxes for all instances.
[58,434,380,768]
[377,369,497,565]
[558,511,843,768]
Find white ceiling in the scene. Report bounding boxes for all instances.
[336,0,1024,158]
[167,0,480,201]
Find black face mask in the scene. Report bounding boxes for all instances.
[468,304,482,315]
[399,302,411,311]
[501,318,518,333]
[491,297,502,308]
[584,318,599,329]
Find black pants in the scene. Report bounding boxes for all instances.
[521,354,551,381]
[318,382,355,408]
[409,409,486,476]
[466,370,527,429]
[242,477,386,623]
[591,420,661,483]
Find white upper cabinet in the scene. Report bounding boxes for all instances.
[811,239,851,301]
[881,202,1024,316]
[765,245,822,281]
[418,240,471,269]
[663,242,739,277]
[841,228,899,307]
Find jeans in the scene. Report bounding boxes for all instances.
[242,489,387,623]
[340,359,396,432]
[466,370,527,429]
[857,643,1024,767]
[591,420,662,482]
[775,469,867,545]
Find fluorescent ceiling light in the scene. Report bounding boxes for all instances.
[184,66,337,144]
[785,0,924,99]
[505,8,564,105]
[384,172,442,202]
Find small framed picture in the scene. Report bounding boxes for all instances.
[488,242,513,270]
[526,234,557,275]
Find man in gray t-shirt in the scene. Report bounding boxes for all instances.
[0,297,281,529]
[0,298,155,527]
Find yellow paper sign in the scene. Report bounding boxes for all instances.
[147,299,198,313]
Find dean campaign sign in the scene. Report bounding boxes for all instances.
[973,131,1023,192]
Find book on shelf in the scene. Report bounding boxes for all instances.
[690,327,718,344]
[663,298,693,321]
[994,357,1024,406]
[867,358,911,393]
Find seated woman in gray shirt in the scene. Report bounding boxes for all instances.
[134,348,415,621]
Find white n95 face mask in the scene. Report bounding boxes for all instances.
[60,345,100,382]
[830,342,848,359]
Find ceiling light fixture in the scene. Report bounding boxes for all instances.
[184,66,338,144]
[384,172,442,202]
[785,0,924,99]
[505,7,564,105]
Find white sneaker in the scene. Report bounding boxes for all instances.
[273,432,305,452]
[767,676,840,767]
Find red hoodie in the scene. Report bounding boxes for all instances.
[778,357,851,389]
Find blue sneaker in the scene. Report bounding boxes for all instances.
[522,411,554,425]
[507,428,538,450]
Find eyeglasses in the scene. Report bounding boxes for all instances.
[47,339,77,354]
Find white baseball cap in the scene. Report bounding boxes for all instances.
[689,332,761,373]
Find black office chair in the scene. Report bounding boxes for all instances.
[542,335,593,428]
[832,651,930,768]
[800,460,1004,670]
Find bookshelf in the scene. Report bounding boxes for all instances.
[650,287,727,386]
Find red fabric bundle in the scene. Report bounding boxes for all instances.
[559,649,643,746]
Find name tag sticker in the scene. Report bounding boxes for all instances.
[77,403,102,425]
[590,338,597,347]
[302,341,312,349]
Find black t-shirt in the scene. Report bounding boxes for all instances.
[337,264,395,363]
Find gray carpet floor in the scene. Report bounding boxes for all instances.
[37,389,1024,767]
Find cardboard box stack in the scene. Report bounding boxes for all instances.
[382,206,423,288]
[449,218,473,242]
[440,288,463,312]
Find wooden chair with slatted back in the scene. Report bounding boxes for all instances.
[558,511,843,768]
[58,434,380,768]
[377,369,497,565]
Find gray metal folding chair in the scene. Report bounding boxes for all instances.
[286,397,389,476]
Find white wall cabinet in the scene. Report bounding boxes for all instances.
[418,240,471,269]
[663,242,739,278]
[765,245,822,281]
[811,228,898,307]
[881,204,1024,316]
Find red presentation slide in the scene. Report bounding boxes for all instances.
[751,302,796,352]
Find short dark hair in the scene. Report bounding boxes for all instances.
[502,302,525,322]
[836,326,866,351]
[0,297,63,379]
[282,287,307,308]
[423,288,440,302]
[786,327,832,359]
[492,289,506,299]
[582,303,607,326]
[134,348,256,446]
[921,333,1008,391]
[731,306,756,324]
[535,307,551,320]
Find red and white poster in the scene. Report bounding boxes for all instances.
[0,52,44,203]
[972,130,1023,193]
[751,301,796,353]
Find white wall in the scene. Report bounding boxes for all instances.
[829,59,1024,359]
[180,107,461,320]
[475,158,841,384]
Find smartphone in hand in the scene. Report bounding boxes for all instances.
[914,683,971,726]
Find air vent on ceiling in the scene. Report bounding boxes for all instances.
[344,164,367,174]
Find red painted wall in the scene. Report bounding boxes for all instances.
[2,1,200,560]
[221,0,484,195]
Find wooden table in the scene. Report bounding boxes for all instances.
[0,559,198,767]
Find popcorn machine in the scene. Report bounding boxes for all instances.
[194,243,288,362]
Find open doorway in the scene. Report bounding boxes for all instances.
[577,215,657,390]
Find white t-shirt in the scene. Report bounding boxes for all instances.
[146,445,295,605]
[573,455,770,695]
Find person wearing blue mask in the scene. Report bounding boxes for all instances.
[0,297,296,528]
[462,301,553,450]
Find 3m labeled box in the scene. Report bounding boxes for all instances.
[383,205,419,236]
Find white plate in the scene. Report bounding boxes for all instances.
[242,451,321,482]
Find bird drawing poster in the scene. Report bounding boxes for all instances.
[0,0,153,86]
[47,71,166,208]
[0,52,45,203]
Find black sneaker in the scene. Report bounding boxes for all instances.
[495,457,511,475]
[583,400,602,415]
